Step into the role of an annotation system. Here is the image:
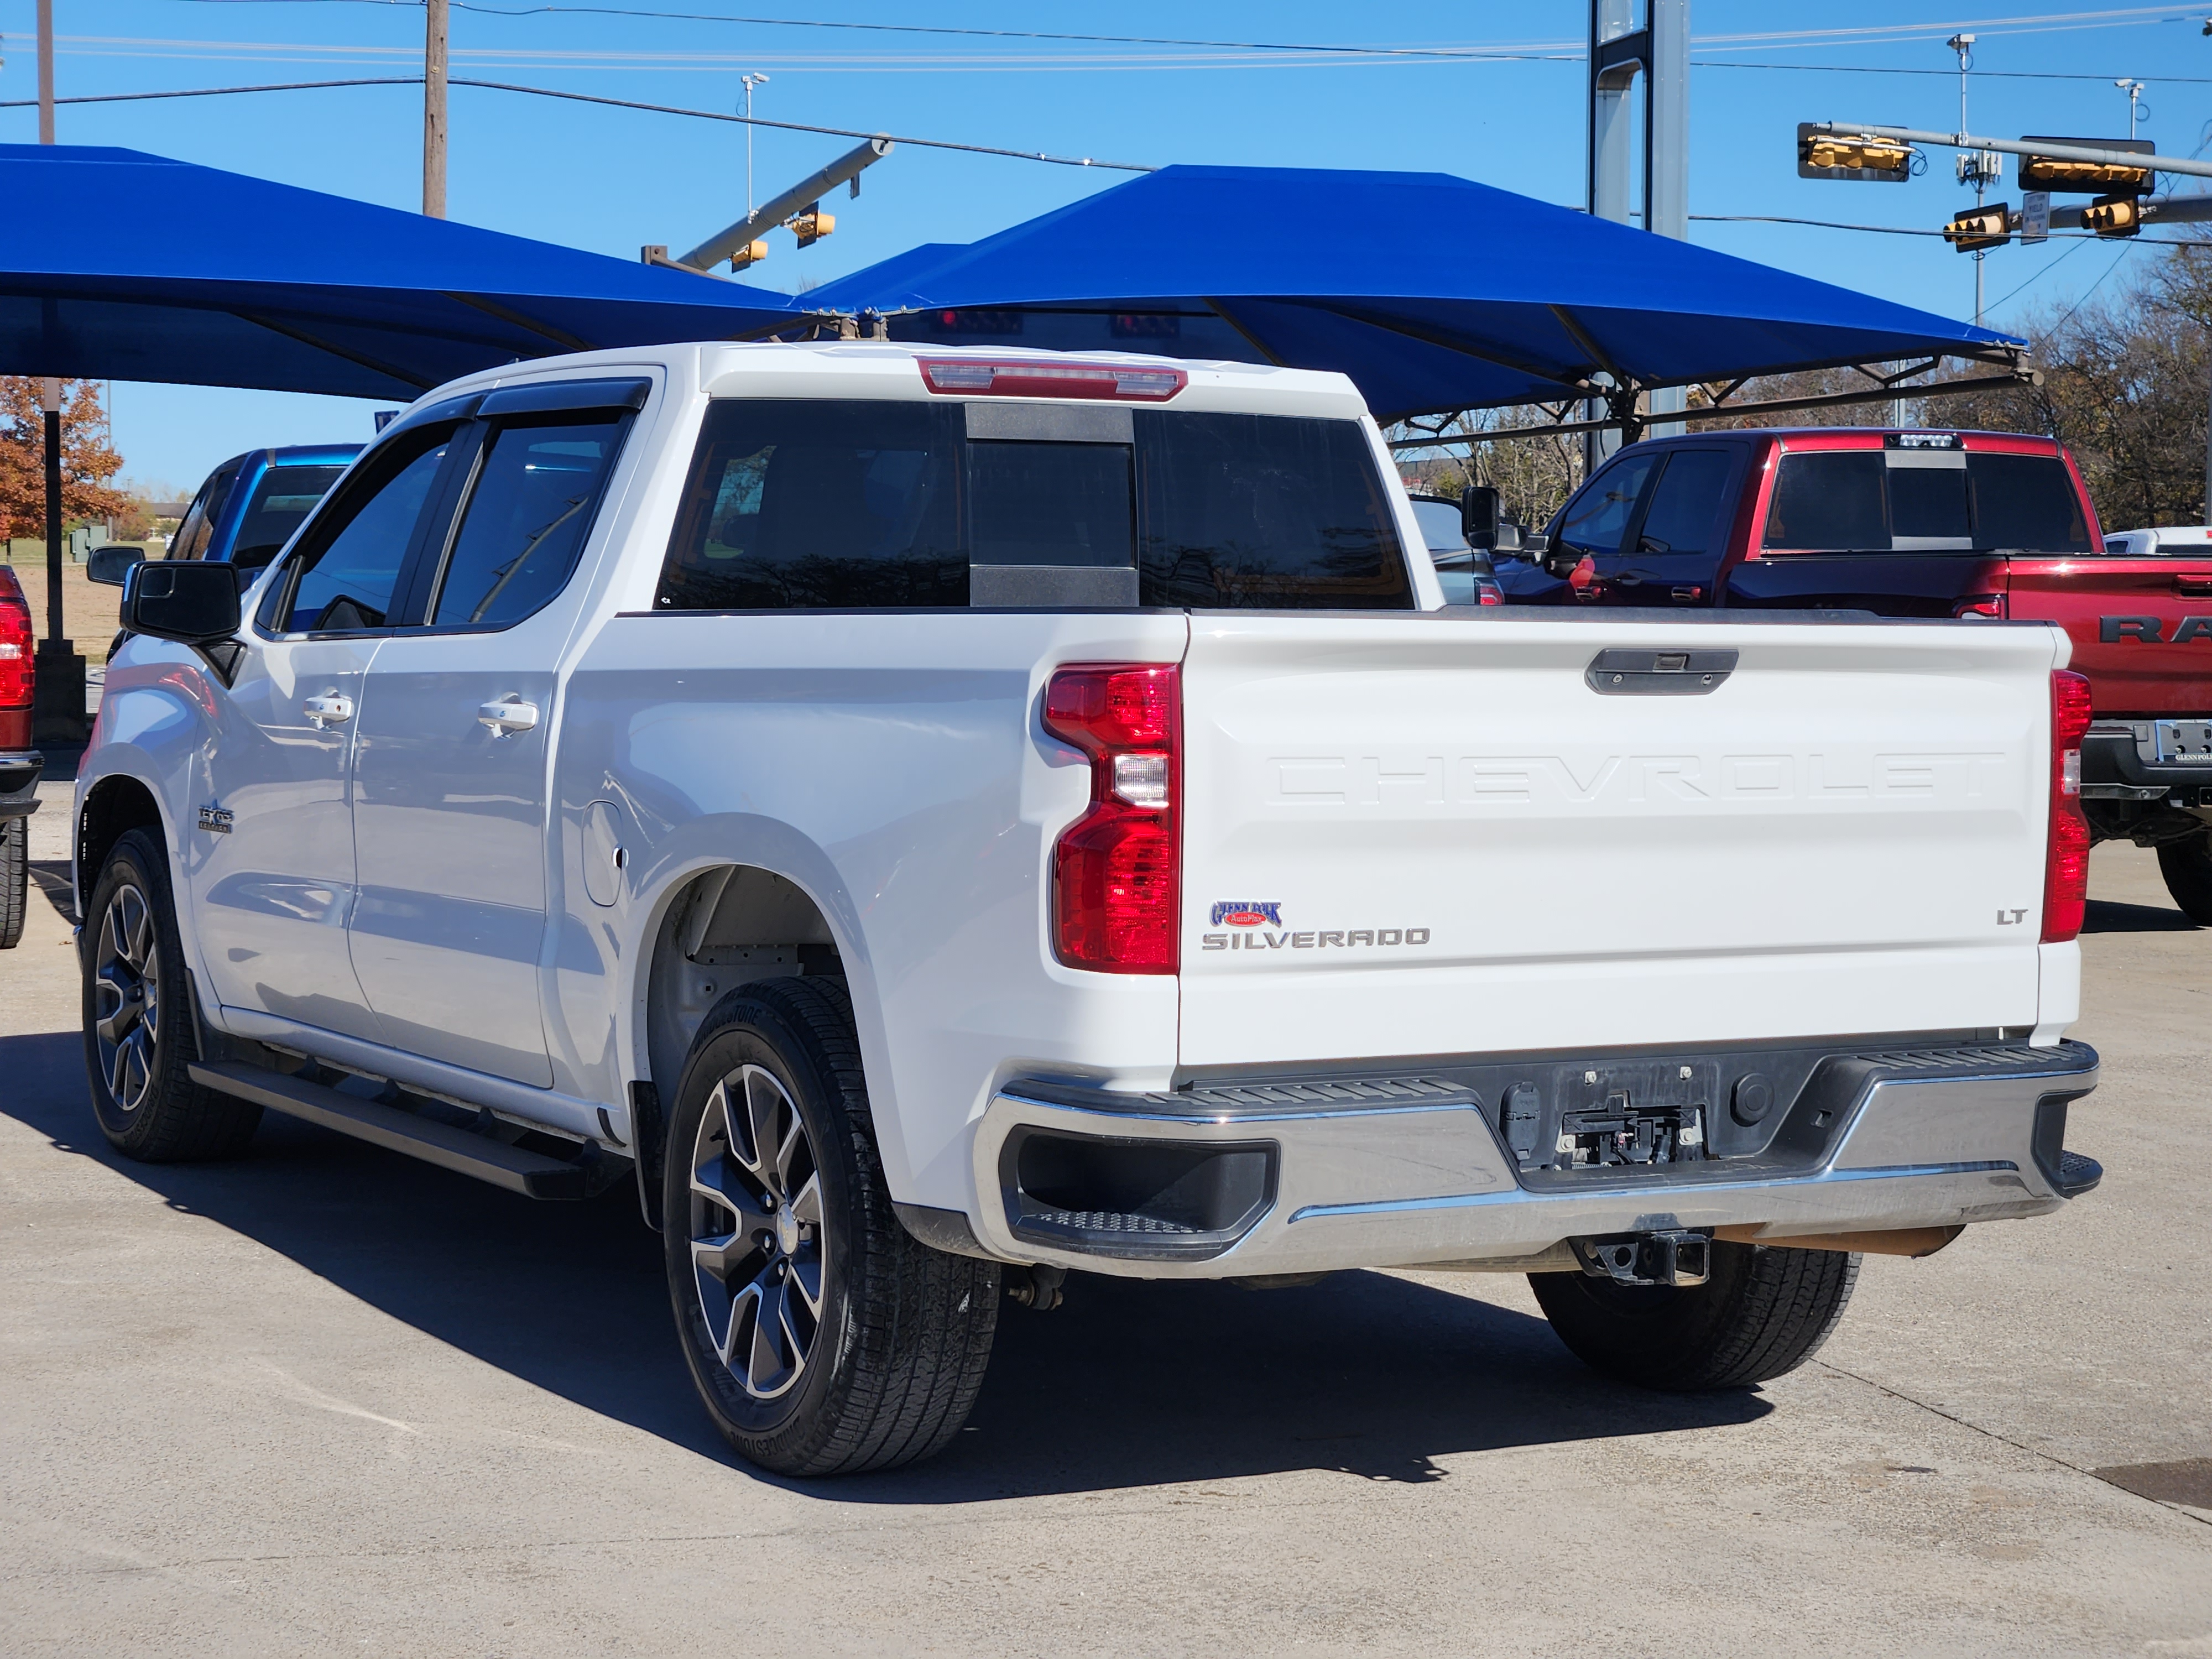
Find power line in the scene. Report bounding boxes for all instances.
[0,72,1157,169]
[452,78,1148,166]
[146,0,2212,63]
[1694,58,2212,84]
[158,1,1579,60]
[1984,232,2094,311]
[0,74,418,105]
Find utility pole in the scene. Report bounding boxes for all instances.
[424,0,448,217]
[36,0,54,143]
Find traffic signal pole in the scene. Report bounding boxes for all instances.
[1585,0,1689,452]
[1807,124,2212,185]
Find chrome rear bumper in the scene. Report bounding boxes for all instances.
[965,1041,2100,1278]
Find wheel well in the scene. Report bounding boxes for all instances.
[644,864,844,1118]
[77,775,164,914]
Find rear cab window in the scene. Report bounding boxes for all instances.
[1762,439,2091,554]
[656,398,1411,611]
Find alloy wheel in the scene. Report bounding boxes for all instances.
[688,1063,826,1401]
[92,880,161,1114]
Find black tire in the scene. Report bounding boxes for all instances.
[2157,833,2212,926]
[1530,1241,1859,1391]
[0,815,25,949]
[662,976,999,1477]
[81,827,262,1161]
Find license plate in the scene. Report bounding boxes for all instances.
[2154,721,2212,763]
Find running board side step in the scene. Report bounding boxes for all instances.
[188,1060,613,1200]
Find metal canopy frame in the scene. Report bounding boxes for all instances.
[1387,351,2040,450]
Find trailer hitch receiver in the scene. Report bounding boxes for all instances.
[1573,1229,1711,1287]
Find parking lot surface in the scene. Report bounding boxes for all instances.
[3,752,2208,1656]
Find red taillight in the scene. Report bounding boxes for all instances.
[2042,669,2093,943]
[0,572,32,749]
[0,571,32,708]
[1478,583,1504,607]
[919,358,1187,402]
[1043,664,1179,973]
[1953,593,2007,619]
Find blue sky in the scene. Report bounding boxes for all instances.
[7,1,2210,494]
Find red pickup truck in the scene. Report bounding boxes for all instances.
[1493,426,2212,921]
[0,563,36,948]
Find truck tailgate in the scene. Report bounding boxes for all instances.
[2006,552,2212,715]
[1177,614,2060,1068]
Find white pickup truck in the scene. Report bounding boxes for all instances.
[75,342,2102,1477]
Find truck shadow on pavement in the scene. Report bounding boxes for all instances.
[2082,898,2200,933]
[1,1027,1770,1498]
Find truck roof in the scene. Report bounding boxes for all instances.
[397,340,1377,426]
[1631,425,2064,455]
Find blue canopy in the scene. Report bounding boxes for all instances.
[0,144,797,399]
[813,165,2024,422]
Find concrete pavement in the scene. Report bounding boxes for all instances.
[3,755,2207,1655]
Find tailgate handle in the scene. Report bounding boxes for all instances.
[2174,577,2212,596]
[1586,648,1738,696]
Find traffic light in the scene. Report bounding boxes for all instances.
[1944,202,2012,252]
[728,239,771,271]
[792,202,836,248]
[2081,193,2143,238]
[2018,136,2152,195]
[1797,123,1914,182]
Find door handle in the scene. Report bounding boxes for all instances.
[301,691,354,727]
[477,696,540,737]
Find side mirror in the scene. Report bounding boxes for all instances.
[123,559,242,646]
[1460,485,1501,550]
[86,544,147,588]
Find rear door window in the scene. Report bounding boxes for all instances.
[1764,451,1887,551]
[659,400,964,609]
[229,463,348,570]
[428,418,627,627]
[1632,449,1733,555]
